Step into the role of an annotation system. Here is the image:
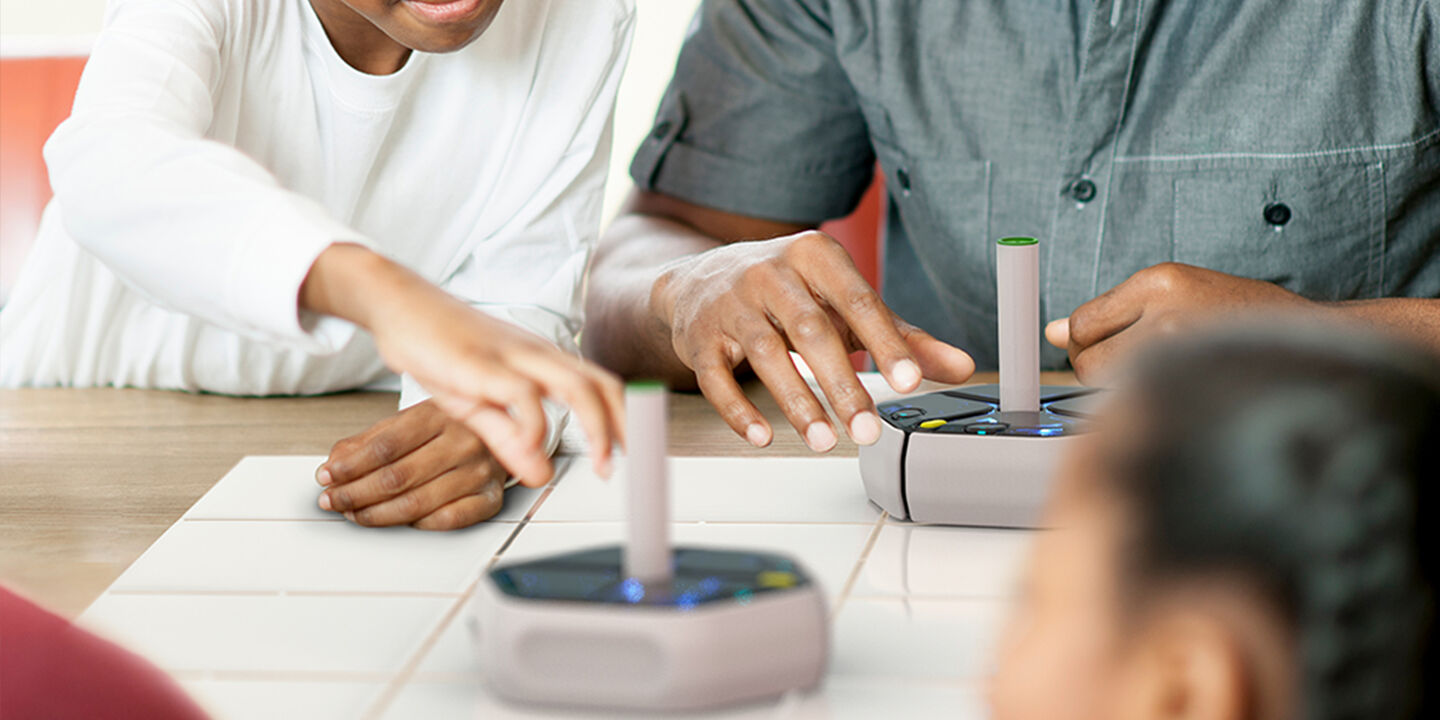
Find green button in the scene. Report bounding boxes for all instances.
[919,419,947,429]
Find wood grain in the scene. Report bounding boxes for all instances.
[0,371,1076,617]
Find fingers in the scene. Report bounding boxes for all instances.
[1044,317,1070,349]
[321,424,476,513]
[896,320,976,384]
[350,462,505,528]
[518,353,623,476]
[769,282,881,445]
[692,351,772,447]
[1066,281,1144,355]
[411,486,507,531]
[800,241,923,394]
[459,403,554,488]
[320,404,445,487]
[431,381,549,473]
[740,325,838,453]
[1065,280,1146,381]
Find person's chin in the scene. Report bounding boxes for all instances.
[397,0,502,52]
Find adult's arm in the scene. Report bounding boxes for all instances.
[583,0,976,451]
[585,190,975,452]
[1044,263,1440,384]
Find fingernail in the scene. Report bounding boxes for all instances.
[745,423,771,447]
[805,422,837,453]
[849,412,882,445]
[891,359,922,390]
[318,493,332,511]
[316,468,332,487]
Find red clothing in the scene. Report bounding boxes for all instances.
[0,586,208,719]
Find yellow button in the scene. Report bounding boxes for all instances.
[919,419,947,429]
[757,571,798,589]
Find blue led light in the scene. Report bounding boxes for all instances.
[1010,427,1064,437]
[621,578,645,604]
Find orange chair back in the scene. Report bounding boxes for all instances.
[1,54,87,302]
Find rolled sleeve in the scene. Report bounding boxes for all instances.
[630,0,874,225]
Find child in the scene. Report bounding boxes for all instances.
[990,325,1438,720]
[0,0,633,527]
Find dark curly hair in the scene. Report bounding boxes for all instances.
[1107,325,1439,720]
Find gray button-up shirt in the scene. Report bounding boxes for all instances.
[631,0,1440,370]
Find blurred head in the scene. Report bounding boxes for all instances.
[991,324,1439,720]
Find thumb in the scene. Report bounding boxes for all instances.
[1045,317,1070,349]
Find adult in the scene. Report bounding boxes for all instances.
[584,0,1440,452]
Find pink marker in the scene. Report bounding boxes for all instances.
[997,237,1041,413]
[624,382,671,583]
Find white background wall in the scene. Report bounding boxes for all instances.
[0,0,702,224]
[0,0,107,35]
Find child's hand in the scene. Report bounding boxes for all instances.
[316,401,506,530]
[302,244,624,485]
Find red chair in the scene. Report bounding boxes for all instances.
[0,53,87,304]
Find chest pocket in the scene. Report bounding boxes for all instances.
[872,138,995,314]
[1171,163,1385,301]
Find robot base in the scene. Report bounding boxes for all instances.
[859,385,1102,527]
[474,545,827,712]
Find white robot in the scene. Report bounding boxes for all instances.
[859,238,1102,527]
[474,384,828,711]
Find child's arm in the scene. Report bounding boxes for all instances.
[47,0,624,484]
[314,5,638,528]
[46,0,367,352]
[300,243,621,487]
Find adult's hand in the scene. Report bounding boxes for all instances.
[302,243,623,486]
[650,230,975,452]
[317,401,508,530]
[1045,262,1313,383]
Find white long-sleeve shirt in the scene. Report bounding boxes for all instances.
[0,0,635,437]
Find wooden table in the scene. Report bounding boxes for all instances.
[0,371,1075,618]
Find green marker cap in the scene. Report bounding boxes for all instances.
[997,236,1038,246]
[626,380,667,391]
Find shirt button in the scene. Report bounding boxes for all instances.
[1263,202,1292,226]
[651,120,673,139]
[1070,178,1097,203]
[896,168,912,195]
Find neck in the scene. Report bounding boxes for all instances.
[308,0,413,75]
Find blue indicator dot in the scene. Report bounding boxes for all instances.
[621,578,645,604]
[1011,427,1064,437]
